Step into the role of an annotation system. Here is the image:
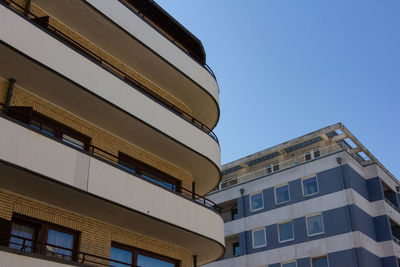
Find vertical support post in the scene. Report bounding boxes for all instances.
[193,255,197,267]
[24,0,31,16]
[192,182,196,200]
[4,78,16,114]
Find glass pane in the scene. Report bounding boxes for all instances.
[266,165,272,173]
[110,246,132,267]
[276,185,289,204]
[283,262,297,267]
[231,208,238,220]
[313,257,328,267]
[137,254,175,267]
[279,222,293,242]
[250,193,263,211]
[9,222,36,252]
[273,163,279,171]
[142,172,176,191]
[308,214,324,235]
[233,243,240,256]
[62,134,85,149]
[305,152,312,161]
[303,177,318,196]
[46,229,74,260]
[313,149,321,158]
[41,124,55,137]
[253,229,266,248]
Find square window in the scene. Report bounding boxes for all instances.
[250,192,264,212]
[307,214,324,236]
[312,256,328,267]
[252,228,266,248]
[282,261,297,267]
[305,148,320,161]
[233,242,240,256]
[275,184,290,204]
[266,162,280,174]
[278,221,294,243]
[302,176,319,196]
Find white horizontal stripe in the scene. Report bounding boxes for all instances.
[225,188,387,236]
[204,232,395,267]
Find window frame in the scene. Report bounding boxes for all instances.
[265,162,280,174]
[118,152,182,193]
[252,227,267,249]
[9,214,80,261]
[311,255,329,267]
[281,260,297,267]
[277,220,294,243]
[232,242,240,256]
[274,183,290,205]
[249,191,264,212]
[301,175,319,197]
[111,241,180,267]
[304,148,320,162]
[306,213,325,237]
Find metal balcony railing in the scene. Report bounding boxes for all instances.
[0,103,221,213]
[211,143,346,193]
[385,198,400,212]
[0,233,138,267]
[1,0,218,144]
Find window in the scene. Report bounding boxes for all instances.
[307,214,324,236]
[118,152,181,192]
[231,208,239,221]
[275,184,290,204]
[305,148,320,161]
[252,228,266,248]
[282,261,297,267]
[9,215,78,261]
[312,256,329,267]
[232,242,240,256]
[266,162,279,174]
[9,106,91,151]
[110,243,179,267]
[302,176,319,196]
[250,192,264,212]
[278,221,294,243]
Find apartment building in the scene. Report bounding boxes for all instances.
[205,123,400,267]
[0,0,224,266]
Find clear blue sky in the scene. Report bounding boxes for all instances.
[158,0,400,178]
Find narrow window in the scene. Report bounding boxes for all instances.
[232,242,240,256]
[307,214,325,236]
[250,192,264,212]
[278,221,294,243]
[252,228,266,249]
[312,256,329,267]
[9,221,38,252]
[282,261,297,267]
[46,229,75,260]
[275,184,290,204]
[302,176,319,196]
[231,208,239,221]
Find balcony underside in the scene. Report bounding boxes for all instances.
[30,0,219,130]
[0,115,224,264]
[0,9,221,195]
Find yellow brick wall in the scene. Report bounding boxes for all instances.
[0,189,192,267]
[9,0,192,116]
[0,78,194,190]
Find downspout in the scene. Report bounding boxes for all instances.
[4,78,16,114]
[24,0,31,16]
[337,157,359,267]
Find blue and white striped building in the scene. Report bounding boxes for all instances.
[205,123,400,267]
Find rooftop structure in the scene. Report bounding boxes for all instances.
[0,0,224,266]
[205,123,400,267]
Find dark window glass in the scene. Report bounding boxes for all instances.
[313,256,328,267]
[231,208,238,221]
[233,242,240,256]
[275,185,289,204]
[137,254,175,267]
[110,246,133,267]
[313,149,321,158]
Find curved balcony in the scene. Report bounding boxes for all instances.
[0,2,221,195]
[0,115,225,264]
[30,0,220,130]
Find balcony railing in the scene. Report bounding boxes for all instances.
[385,198,400,212]
[0,232,138,267]
[1,0,218,144]
[211,143,346,193]
[0,102,221,213]
[393,236,400,246]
